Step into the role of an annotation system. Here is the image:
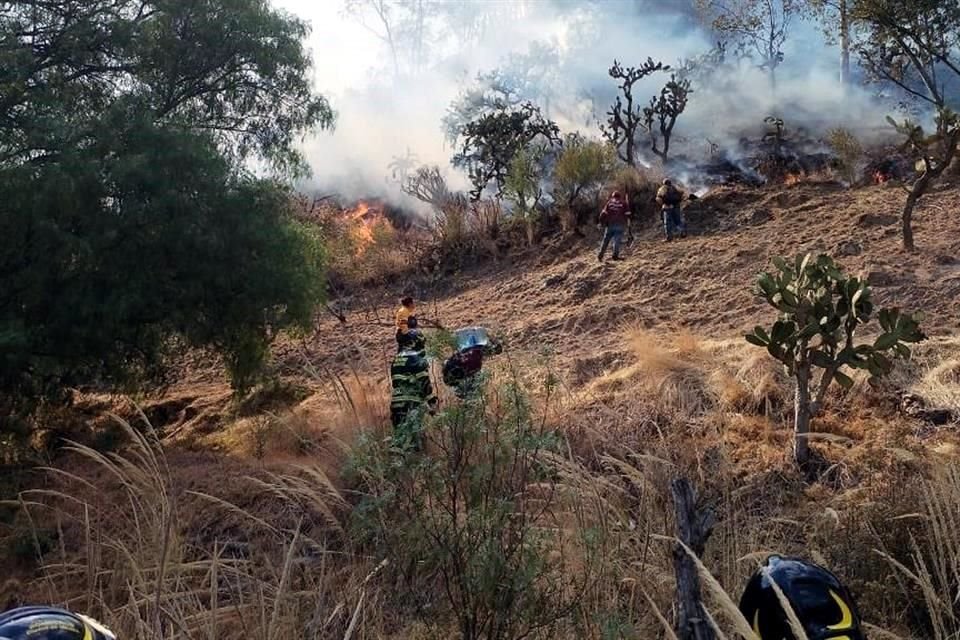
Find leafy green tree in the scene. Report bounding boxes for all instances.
[0,0,333,422]
[745,254,925,465]
[451,101,560,201]
[552,135,617,229]
[505,147,544,244]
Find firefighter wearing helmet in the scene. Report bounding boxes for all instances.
[0,607,116,640]
[739,555,866,640]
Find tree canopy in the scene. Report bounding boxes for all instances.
[0,0,333,418]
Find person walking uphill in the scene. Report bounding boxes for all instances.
[656,178,687,241]
[598,191,630,261]
[390,331,437,451]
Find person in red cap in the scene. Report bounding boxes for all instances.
[598,190,630,261]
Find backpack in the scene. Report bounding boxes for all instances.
[662,186,682,206]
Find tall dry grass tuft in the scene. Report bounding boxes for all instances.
[13,413,387,639]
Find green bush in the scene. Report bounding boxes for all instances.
[346,378,593,639]
[553,135,618,230]
[746,253,925,465]
[827,128,864,184]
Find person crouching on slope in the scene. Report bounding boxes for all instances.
[598,191,631,261]
[395,295,418,350]
[390,330,437,451]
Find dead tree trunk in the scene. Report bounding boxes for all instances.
[671,478,717,640]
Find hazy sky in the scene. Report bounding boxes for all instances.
[270,0,380,94]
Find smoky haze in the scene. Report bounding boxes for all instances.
[276,0,901,205]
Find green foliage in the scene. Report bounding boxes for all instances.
[451,101,560,201]
[746,253,925,463]
[0,0,331,419]
[504,147,545,236]
[346,379,586,639]
[553,135,618,208]
[827,128,864,184]
[747,254,924,382]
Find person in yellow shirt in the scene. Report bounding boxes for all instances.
[395,296,417,349]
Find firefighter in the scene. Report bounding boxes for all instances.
[598,191,631,261]
[442,328,503,399]
[395,296,418,350]
[739,555,866,640]
[656,178,687,241]
[390,330,437,451]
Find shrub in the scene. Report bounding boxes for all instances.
[347,377,594,639]
[746,253,926,466]
[553,135,618,230]
[827,128,864,184]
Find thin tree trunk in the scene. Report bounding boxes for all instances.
[903,172,931,252]
[794,364,811,465]
[671,478,717,640]
[840,0,851,85]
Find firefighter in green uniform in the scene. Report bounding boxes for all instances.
[390,330,437,451]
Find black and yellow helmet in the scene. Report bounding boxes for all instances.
[0,606,116,640]
[739,556,865,640]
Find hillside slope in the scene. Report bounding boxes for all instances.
[311,180,960,382]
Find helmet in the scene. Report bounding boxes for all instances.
[398,329,426,353]
[0,607,116,640]
[739,556,865,640]
[611,190,622,199]
[663,178,673,186]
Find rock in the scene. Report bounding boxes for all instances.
[835,239,863,256]
[856,212,898,227]
[902,393,956,426]
[570,277,598,302]
[738,207,772,225]
[866,269,896,286]
[543,273,567,288]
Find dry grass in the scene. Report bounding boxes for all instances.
[5,326,960,638]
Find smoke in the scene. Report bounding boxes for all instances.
[276,0,903,203]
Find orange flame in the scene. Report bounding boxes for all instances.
[784,172,803,186]
[343,200,387,256]
[874,170,890,185]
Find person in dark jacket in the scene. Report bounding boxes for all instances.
[656,178,687,241]
[390,331,437,451]
[597,191,631,261]
[442,328,503,399]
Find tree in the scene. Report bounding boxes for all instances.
[806,0,856,85]
[504,147,544,244]
[745,254,925,466]
[600,58,668,167]
[443,70,524,145]
[696,0,801,88]
[0,0,332,421]
[344,0,434,77]
[643,74,693,163]
[402,164,455,210]
[854,0,960,251]
[553,135,617,215]
[451,102,560,201]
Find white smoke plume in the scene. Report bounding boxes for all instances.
[273,0,905,203]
